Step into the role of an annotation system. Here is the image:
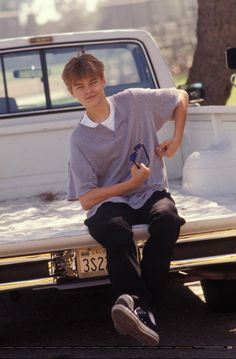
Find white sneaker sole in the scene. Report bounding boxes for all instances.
[111,304,160,346]
[115,294,134,310]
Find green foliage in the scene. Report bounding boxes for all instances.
[227,87,236,105]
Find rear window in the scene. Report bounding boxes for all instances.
[0,41,156,116]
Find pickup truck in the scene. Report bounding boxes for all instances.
[1,29,236,312]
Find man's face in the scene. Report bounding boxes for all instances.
[70,75,106,109]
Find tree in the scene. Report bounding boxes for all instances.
[187,0,236,105]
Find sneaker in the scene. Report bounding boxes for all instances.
[111,294,160,345]
[114,293,135,310]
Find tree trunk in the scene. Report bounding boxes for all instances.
[187,0,236,105]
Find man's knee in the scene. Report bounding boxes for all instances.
[88,216,134,248]
[108,216,133,239]
[149,210,182,238]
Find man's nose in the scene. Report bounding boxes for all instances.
[84,85,92,94]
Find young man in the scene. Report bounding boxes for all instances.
[62,54,188,345]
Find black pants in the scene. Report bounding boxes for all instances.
[85,190,185,310]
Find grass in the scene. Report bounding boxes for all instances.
[226,87,236,105]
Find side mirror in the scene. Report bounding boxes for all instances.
[177,82,205,104]
[226,47,236,69]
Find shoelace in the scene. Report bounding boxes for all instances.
[135,307,150,324]
[134,307,157,328]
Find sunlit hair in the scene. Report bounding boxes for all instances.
[62,53,104,92]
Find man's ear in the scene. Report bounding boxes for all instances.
[102,76,106,86]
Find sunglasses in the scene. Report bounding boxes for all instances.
[129,143,150,169]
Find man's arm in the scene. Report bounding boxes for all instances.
[156,89,188,158]
[80,163,150,210]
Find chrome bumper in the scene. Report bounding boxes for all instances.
[0,229,236,292]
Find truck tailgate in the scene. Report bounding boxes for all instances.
[1,181,236,258]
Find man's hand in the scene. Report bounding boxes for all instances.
[130,163,151,186]
[155,137,180,158]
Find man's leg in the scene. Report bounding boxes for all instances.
[84,201,152,306]
[85,201,159,345]
[139,191,185,305]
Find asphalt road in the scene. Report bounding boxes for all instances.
[0,281,235,359]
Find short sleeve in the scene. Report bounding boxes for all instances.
[67,134,98,200]
[127,88,180,131]
[150,88,180,130]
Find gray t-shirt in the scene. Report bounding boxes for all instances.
[68,88,180,218]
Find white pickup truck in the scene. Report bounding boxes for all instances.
[1,29,236,311]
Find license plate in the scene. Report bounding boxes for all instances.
[76,247,108,278]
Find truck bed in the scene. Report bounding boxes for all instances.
[1,180,236,258]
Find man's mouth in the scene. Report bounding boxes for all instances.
[85,95,96,101]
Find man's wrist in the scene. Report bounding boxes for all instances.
[173,134,182,144]
[125,178,136,190]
